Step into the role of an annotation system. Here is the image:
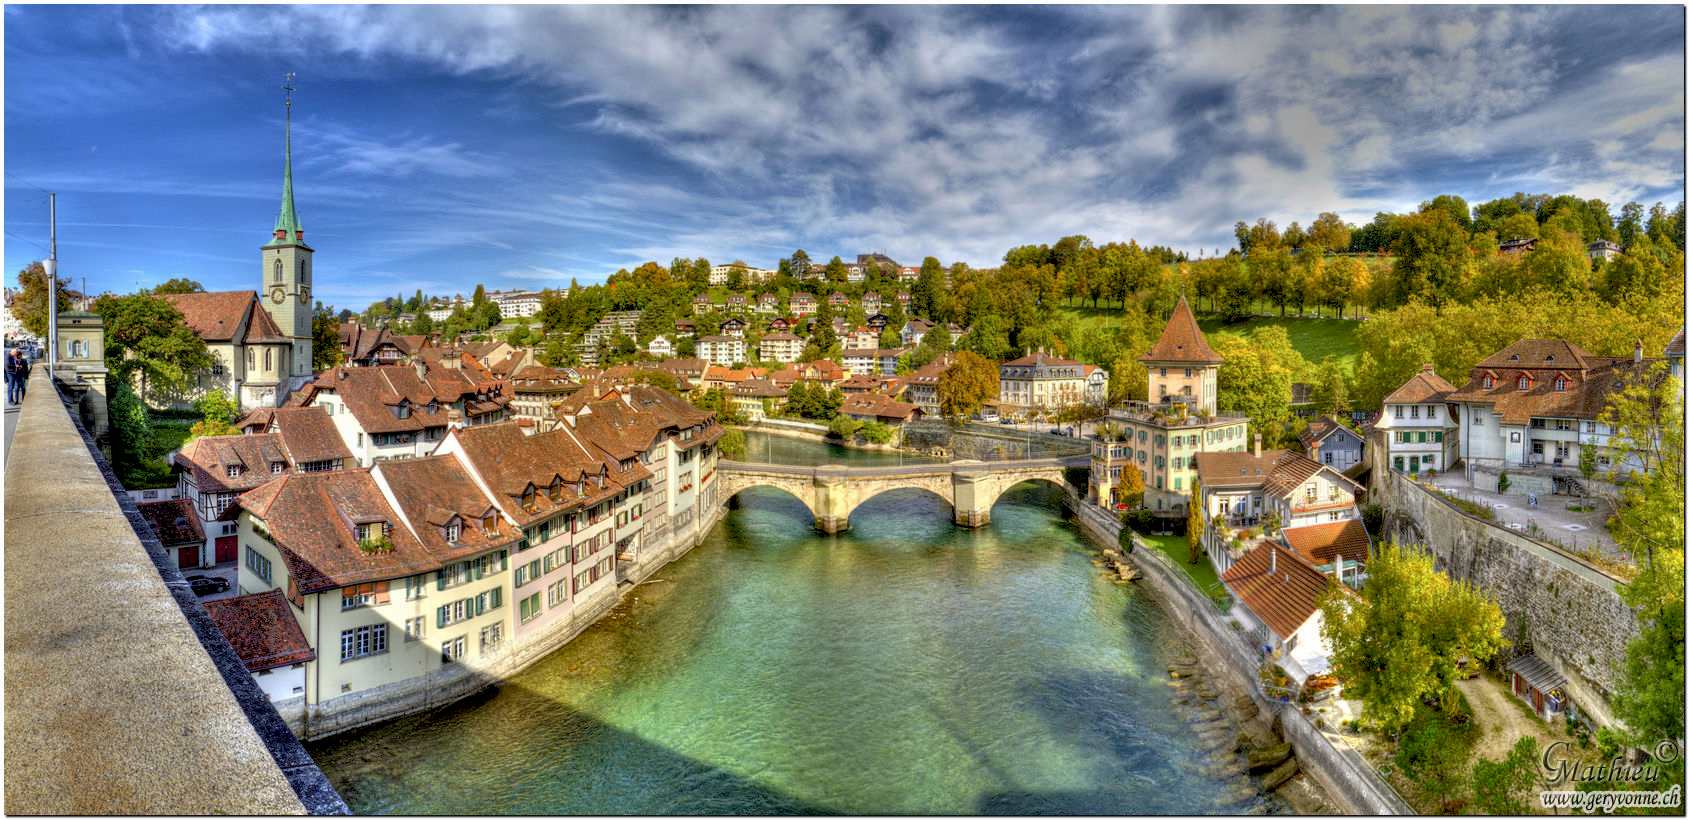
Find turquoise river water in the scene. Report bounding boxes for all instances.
[308,434,1283,814]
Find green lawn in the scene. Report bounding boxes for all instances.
[1136,532,1226,600]
[1057,304,1366,374]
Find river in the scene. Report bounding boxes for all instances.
[308,436,1284,815]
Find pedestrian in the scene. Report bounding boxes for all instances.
[5,350,20,405]
[17,350,29,402]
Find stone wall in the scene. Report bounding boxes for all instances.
[1375,466,1637,729]
[1067,497,1410,815]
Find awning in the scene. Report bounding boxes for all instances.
[1507,653,1567,693]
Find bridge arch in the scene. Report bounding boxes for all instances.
[723,482,819,523]
[837,481,957,524]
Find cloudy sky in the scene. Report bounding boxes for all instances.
[4,5,1683,310]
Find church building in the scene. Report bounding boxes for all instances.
[162,83,315,411]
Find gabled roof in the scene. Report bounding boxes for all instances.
[374,455,520,563]
[1221,541,1334,640]
[269,407,354,464]
[160,291,261,343]
[840,392,922,422]
[174,433,294,493]
[229,470,435,593]
[203,591,316,672]
[1382,366,1457,405]
[1139,296,1223,364]
[1280,519,1372,572]
[242,305,289,344]
[135,498,204,547]
[1444,338,1657,424]
[1194,449,1354,498]
[1298,415,1360,450]
[1664,328,1684,358]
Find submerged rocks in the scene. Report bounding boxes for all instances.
[1247,743,1293,773]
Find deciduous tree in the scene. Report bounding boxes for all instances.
[937,351,998,424]
[93,293,217,404]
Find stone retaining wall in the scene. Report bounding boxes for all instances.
[1067,498,1408,815]
[1376,468,1636,728]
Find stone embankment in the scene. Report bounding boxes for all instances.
[1066,491,1407,815]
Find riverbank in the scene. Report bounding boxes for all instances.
[1064,493,1407,815]
[743,418,908,454]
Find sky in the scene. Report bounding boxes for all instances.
[4,4,1684,311]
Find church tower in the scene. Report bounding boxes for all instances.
[260,74,314,389]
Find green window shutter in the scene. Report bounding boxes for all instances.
[491,587,502,609]
[437,606,447,629]
[437,571,446,591]
[499,550,508,571]
[1435,432,1444,443]
[475,595,485,616]
[473,561,483,581]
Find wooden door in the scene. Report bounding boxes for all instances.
[178,546,198,569]
[214,536,237,563]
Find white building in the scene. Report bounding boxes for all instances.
[1375,364,1459,476]
[696,335,746,368]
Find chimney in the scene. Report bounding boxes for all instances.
[414,359,427,382]
[1254,433,1262,458]
[446,407,464,429]
[1270,545,1277,575]
[592,385,602,398]
[1421,363,1434,373]
[1634,339,1644,363]
[1310,441,1320,463]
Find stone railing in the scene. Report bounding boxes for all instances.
[4,379,347,814]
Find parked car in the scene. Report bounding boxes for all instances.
[186,575,230,596]
[1047,428,1065,436]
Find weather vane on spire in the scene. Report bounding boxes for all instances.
[282,72,296,110]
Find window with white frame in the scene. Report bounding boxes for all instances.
[340,624,386,661]
[404,617,426,641]
[245,546,272,584]
[480,623,503,652]
[441,636,466,663]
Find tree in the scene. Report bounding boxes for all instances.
[719,428,747,461]
[936,351,998,424]
[1210,328,1304,425]
[1309,357,1350,417]
[93,293,217,404]
[906,325,951,370]
[312,302,343,370]
[858,421,893,444]
[1617,201,1646,245]
[505,324,531,348]
[106,382,153,482]
[1307,212,1352,253]
[12,261,76,338]
[1390,209,1470,311]
[150,278,205,295]
[1117,462,1145,508]
[1471,737,1540,816]
[412,311,435,335]
[187,390,240,440]
[1395,716,1470,812]
[1418,194,1472,230]
[1186,477,1204,564]
[1319,540,1507,736]
[828,414,861,439]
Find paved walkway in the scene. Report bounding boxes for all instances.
[4,401,19,467]
[1424,472,1621,558]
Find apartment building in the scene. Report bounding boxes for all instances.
[289,362,511,467]
[1375,364,1459,476]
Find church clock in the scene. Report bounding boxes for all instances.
[271,285,287,304]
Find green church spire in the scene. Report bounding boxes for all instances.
[273,73,303,243]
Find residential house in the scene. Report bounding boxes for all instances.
[768,316,793,332]
[904,354,955,416]
[1083,364,1109,406]
[690,295,714,314]
[1666,327,1685,380]
[756,294,781,314]
[1499,237,1538,255]
[896,266,920,282]
[646,336,674,358]
[729,378,786,421]
[137,498,207,571]
[841,348,905,377]
[998,351,1092,414]
[1193,443,1364,573]
[696,335,746,368]
[900,319,935,347]
[1444,338,1664,495]
[674,318,697,336]
[718,317,746,338]
[796,359,848,391]
[1586,240,1624,261]
[828,292,850,308]
[789,293,818,318]
[204,590,316,707]
[725,294,748,313]
[862,292,884,314]
[845,326,881,350]
[840,393,924,427]
[895,291,911,307]
[866,313,891,332]
[507,366,581,431]
[1220,541,1344,684]
[1298,414,1366,472]
[291,362,511,467]
[1376,364,1459,476]
[759,332,804,364]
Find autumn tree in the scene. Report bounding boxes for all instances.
[1117,461,1145,508]
[12,261,77,338]
[1210,327,1306,425]
[92,293,217,404]
[1319,540,1507,736]
[1307,212,1352,253]
[936,351,998,425]
[1389,208,1470,311]
[187,390,241,440]
[1186,476,1204,564]
[1309,357,1350,417]
[312,302,344,370]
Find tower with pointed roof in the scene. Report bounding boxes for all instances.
[1139,295,1224,416]
[261,74,314,390]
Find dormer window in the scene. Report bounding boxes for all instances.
[522,485,536,509]
[227,465,243,478]
[1554,376,1567,391]
[1545,355,1555,362]
[549,477,562,501]
[1517,375,1530,390]
[1482,375,1494,389]
[445,520,462,542]
[1509,354,1519,361]
[356,523,372,541]
[396,401,411,420]
[482,514,496,534]
[271,461,285,475]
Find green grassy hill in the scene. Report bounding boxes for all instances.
[1057,303,1365,373]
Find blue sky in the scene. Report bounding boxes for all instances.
[5,5,1683,312]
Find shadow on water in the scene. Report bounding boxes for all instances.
[308,679,833,815]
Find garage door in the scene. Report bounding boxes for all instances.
[178,546,199,569]
[215,536,237,563]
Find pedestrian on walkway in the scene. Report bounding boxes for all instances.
[17,350,29,402]
[5,350,21,405]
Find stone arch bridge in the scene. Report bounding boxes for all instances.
[719,456,1087,533]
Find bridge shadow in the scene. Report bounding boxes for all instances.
[307,678,833,815]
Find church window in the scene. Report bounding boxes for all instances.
[247,348,254,370]
[264,348,272,371]
[273,259,282,283]
[299,260,307,284]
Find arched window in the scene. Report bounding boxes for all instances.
[273,259,282,283]
[1554,376,1567,391]
[1517,375,1529,390]
[299,259,308,284]
[264,348,272,371]
[247,348,254,370]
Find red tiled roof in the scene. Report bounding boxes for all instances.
[203,590,316,672]
[242,304,289,344]
[1666,328,1685,358]
[1281,519,1371,571]
[160,291,261,342]
[840,392,923,422]
[135,498,203,547]
[1443,338,1658,424]
[1139,296,1223,364]
[374,455,520,562]
[269,406,354,465]
[230,469,436,593]
[1001,351,1082,368]
[1382,366,1457,405]
[174,433,293,493]
[1221,541,1334,641]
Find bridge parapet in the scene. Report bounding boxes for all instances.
[4,381,346,814]
[719,456,1081,533]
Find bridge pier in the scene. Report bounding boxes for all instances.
[815,514,850,534]
[953,508,989,528]
[951,470,990,528]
